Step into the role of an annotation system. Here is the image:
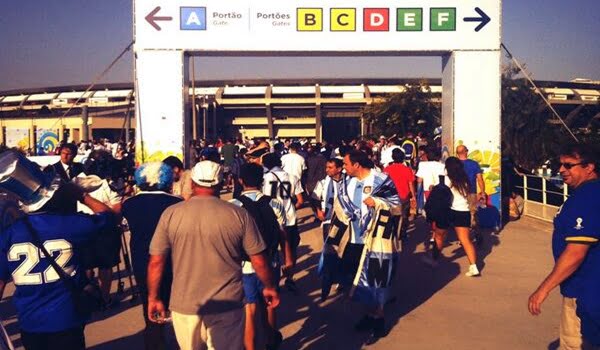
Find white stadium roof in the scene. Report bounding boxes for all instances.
[272,86,315,94]
[223,86,267,95]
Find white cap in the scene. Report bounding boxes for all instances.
[191,161,222,187]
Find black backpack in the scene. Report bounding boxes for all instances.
[424,175,453,224]
[238,195,281,260]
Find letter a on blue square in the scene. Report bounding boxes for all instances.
[180,7,206,30]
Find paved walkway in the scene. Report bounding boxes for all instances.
[1,207,561,350]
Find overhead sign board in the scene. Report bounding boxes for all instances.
[134,0,501,53]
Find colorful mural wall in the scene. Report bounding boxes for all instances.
[5,128,29,150]
[455,140,502,209]
[36,129,59,155]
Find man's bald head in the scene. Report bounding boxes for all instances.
[456,145,468,159]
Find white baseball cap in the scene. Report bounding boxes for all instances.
[191,161,222,187]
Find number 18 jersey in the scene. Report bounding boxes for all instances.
[263,166,303,226]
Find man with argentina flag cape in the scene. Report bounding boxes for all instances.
[319,150,401,340]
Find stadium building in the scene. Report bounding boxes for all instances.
[0,78,598,154]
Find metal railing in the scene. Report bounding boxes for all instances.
[515,174,569,222]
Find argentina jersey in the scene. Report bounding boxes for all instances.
[262,167,302,226]
[229,190,286,274]
[229,190,286,228]
[344,169,399,244]
[313,175,346,224]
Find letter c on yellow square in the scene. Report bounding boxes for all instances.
[331,8,356,31]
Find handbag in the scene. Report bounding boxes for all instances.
[22,217,104,315]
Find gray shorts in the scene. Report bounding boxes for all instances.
[171,308,244,350]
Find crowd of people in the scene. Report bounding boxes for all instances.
[0,132,598,350]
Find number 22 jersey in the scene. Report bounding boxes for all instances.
[0,212,113,332]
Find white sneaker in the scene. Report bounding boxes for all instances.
[465,264,481,277]
[421,255,439,268]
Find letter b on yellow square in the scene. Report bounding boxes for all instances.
[297,8,323,31]
[331,8,356,31]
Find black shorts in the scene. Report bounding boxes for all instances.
[447,210,471,229]
[285,225,300,250]
[432,209,471,230]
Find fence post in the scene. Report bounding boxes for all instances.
[542,177,547,205]
[523,175,528,202]
[563,182,569,202]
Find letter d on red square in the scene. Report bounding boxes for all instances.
[363,8,389,31]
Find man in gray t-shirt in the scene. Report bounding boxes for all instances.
[147,160,279,350]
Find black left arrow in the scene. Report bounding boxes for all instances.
[463,7,490,32]
[145,6,172,31]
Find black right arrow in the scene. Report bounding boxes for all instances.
[463,7,491,32]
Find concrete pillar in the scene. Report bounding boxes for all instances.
[59,124,65,142]
[212,102,217,141]
[360,116,368,136]
[266,105,274,141]
[135,50,189,165]
[191,59,198,141]
[265,86,274,142]
[192,97,198,141]
[315,85,322,142]
[82,105,89,141]
[29,125,35,151]
[202,102,207,140]
[125,108,132,143]
[442,50,502,210]
[315,105,322,143]
[362,85,371,137]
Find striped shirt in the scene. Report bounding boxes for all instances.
[344,169,399,244]
[262,167,303,226]
[312,175,345,225]
[230,190,285,274]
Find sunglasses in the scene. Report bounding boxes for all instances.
[560,162,585,170]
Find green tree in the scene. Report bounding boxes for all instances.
[362,83,440,138]
[500,64,596,170]
[501,65,561,169]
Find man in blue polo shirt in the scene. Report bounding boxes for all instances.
[456,145,486,242]
[528,143,600,349]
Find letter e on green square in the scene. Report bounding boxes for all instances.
[397,8,422,31]
[430,8,456,31]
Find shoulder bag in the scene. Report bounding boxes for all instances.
[22,217,104,315]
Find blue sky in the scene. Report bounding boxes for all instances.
[0,0,598,92]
